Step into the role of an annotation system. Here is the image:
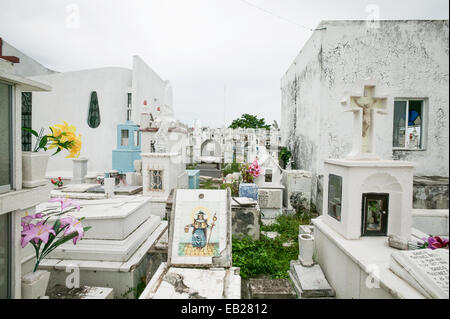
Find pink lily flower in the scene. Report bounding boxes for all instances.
[21,213,45,226]
[425,236,449,250]
[49,197,81,212]
[60,216,85,245]
[21,222,56,248]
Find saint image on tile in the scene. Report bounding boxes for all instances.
[178,207,220,257]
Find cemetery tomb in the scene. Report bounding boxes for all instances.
[140,189,241,299]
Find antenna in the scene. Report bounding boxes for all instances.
[223,85,227,128]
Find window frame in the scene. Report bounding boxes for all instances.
[392,98,427,151]
[148,170,163,191]
[0,80,14,194]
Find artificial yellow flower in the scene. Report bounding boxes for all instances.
[65,134,82,158]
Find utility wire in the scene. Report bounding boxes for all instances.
[237,0,312,30]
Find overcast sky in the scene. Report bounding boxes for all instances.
[1,0,448,127]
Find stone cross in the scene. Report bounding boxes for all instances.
[342,85,387,159]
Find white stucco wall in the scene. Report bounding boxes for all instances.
[29,67,132,175]
[132,56,166,124]
[1,39,56,77]
[281,20,449,179]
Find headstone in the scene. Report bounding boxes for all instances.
[231,197,260,240]
[258,189,283,218]
[168,189,232,268]
[390,249,449,299]
[282,170,312,212]
[72,158,88,184]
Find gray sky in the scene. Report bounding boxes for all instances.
[1,0,448,127]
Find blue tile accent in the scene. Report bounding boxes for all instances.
[187,169,200,189]
[239,183,259,200]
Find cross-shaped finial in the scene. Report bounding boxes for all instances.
[341,85,388,160]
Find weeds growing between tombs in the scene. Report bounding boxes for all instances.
[232,213,311,279]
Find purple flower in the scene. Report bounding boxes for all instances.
[60,216,85,245]
[49,197,81,212]
[21,222,56,248]
[422,236,449,250]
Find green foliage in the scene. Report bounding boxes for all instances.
[232,236,298,279]
[233,213,311,279]
[240,163,254,183]
[186,163,198,170]
[229,114,271,129]
[279,147,292,169]
[220,182,239,197]
[222,162,242,177]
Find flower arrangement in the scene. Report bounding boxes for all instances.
[420,236,449,250]
[23,121,82,158]
[241,160,261,183]
[21,198,91,272]
[51,177,64,188]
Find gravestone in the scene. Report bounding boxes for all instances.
[390,249,449,299]
[282,170,312,212]
[168,189,232,267]
[231,197,260,240]
[258,189,283,219]
[140,189,241,299]
[288,261,335,299]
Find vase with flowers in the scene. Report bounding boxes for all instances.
[238,160,261,200]
[21,198,91,299]
[22,121,82,188]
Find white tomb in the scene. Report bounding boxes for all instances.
[139,189,241,299]
[34,196,167,298]
[311,85,438,299]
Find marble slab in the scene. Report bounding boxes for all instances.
[390,249,449,299]
[258,189,282,209]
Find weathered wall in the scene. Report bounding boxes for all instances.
[281,30,323,174]
[282,20,449,204]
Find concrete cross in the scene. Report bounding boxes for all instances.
[342,85,387,159]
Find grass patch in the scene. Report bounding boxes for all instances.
[232,213,311,279]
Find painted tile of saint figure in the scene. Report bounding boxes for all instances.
[184,211,216,249]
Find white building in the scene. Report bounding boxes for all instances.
[281,20,449,210]
[28,56,173,178]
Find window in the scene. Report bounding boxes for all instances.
[22,92,32,152]
[393,99,424,149]
[0,82,12,194]
[149,170,163,191]
[328,174,342,221]
[121,130,129,146]
[87,91,101,128]
[134,131,140,147]
[127,93,132,121]
[265,168,273,183]
[0,213,12,298]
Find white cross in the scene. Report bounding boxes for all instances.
[342,85,387,159]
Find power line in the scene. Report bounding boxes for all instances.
[237,0,312,30]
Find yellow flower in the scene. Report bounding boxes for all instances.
[65,134,82,158]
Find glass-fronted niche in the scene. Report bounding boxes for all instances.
[0,213,11,299]
[0,82,12,194]
[328,174,342,221]
[393,99,425,150]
